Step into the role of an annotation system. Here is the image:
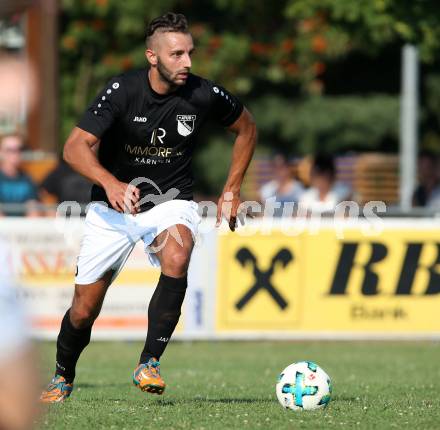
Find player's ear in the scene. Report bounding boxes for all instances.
[145,48,157,67]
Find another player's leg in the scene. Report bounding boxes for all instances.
[40,270,114,403]
[133,224,194,395]
[0,346,40,430]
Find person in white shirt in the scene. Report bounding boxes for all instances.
[412,151,440,211]
[299,154,351,215]
[260,154,304,217]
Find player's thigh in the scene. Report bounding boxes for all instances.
[76,202,136,285]
[153,224,194,270]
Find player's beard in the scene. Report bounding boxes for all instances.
[157,57,186,88]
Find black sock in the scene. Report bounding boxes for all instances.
[55,309,92,383]
[139,273,187,363]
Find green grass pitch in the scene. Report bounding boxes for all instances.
[37,341,440,429]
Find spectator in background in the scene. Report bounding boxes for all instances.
[0,133,39,217]
[299,154,351,214]
[40,156,92,215]
[260,154,304,217]
[413,151,440,210]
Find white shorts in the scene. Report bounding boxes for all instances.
[75,200,201,285]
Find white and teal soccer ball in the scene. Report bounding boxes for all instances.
[276,361,332,411]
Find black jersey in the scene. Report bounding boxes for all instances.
[77,68,244,211]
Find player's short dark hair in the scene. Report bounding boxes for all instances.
[312,154,336,178]
[146,13,189,47]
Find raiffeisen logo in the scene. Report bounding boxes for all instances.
[329,241,440,296]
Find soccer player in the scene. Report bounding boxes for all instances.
[40,12,257,402]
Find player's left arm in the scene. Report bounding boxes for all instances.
[216,107,257,231]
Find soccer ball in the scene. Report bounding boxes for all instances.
[276,361,332,410]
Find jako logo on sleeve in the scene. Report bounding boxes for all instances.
[133,116,147,122]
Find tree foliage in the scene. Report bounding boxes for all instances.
[251,94,399,155]
[286,0,440,62]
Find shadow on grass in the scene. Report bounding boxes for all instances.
[331,395,359,402]
[153,398,274,406]
[74,397,274,405]
[76,382,128,389]
[75,383,273,405]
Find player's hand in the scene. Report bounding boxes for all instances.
[216,190,242,232]
[104,179,140,215]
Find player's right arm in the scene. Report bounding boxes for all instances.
[63,128,139,214]
[63,76,140,214]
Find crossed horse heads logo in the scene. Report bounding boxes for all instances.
[234,247,294,310]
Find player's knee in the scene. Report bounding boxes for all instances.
[162,250,190,276]
[70,304,99,329]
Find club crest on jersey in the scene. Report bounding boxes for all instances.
[176,114,196,136]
